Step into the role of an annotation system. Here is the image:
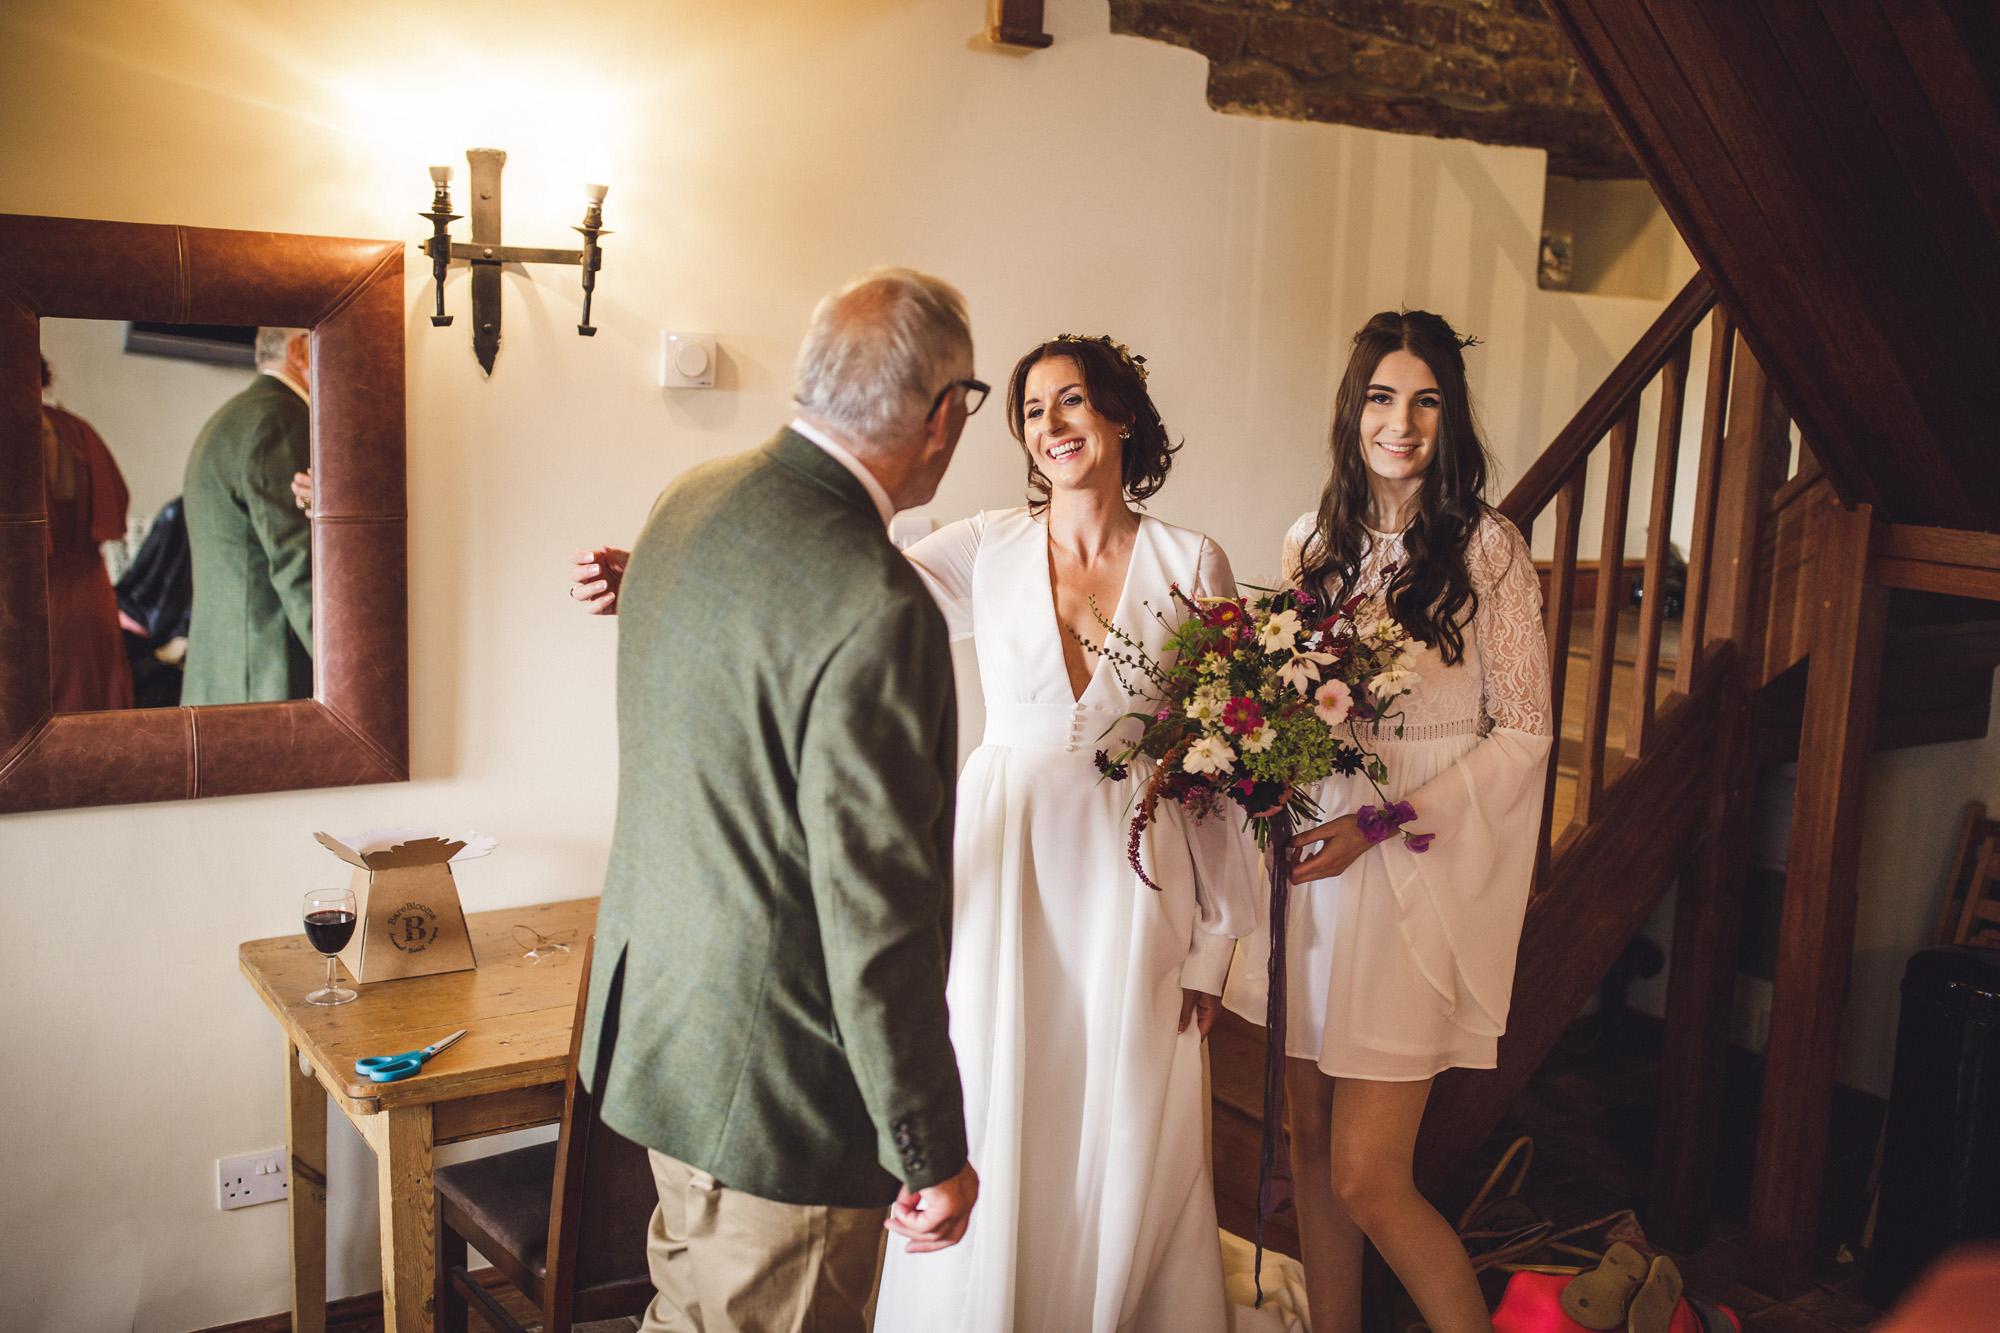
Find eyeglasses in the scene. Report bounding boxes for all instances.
[929,378,990,420]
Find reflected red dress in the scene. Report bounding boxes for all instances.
[42,405,132,712]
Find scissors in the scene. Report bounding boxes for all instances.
[355,1029,467,1083]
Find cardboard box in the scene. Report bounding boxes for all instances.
[315,827,495,983]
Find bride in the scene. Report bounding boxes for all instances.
[871,335,1259,1333]
[568,333,1259,1330]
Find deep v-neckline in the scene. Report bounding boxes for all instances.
[1043,516,1147,705]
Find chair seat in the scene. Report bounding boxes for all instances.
[438,1140,560,1281]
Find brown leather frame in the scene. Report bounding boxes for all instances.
[0,214,408,813]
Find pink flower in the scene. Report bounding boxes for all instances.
[1313,679,1352,726]
[1222,696,1264,735]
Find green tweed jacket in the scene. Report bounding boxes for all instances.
[181,374,313,705]
[580,428,966,1208]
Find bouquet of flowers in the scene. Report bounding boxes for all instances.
[1087,577,1432,889]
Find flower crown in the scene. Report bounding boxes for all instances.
[1052,333,1149,382]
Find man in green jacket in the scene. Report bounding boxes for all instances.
[578,269,985,1332]
[180,326,313,705]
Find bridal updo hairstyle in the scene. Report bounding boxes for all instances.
[1006,335,1179,515]
[1299,310,1492,667]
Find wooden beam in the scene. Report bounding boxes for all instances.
[1875,524,2000,570]
[989,0,1052,49]
[1748,503,1889,1296]
[1648,660,1752,1250]
[1870,524,2000,602]
[1869,558,2000,602]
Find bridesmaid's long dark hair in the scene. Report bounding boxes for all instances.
[1298,310,1492,667]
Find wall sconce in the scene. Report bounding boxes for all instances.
[419,148,612,375]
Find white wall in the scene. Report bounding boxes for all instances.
[0,1,1693,1327]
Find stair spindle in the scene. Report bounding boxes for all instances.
[1676,307,1735,695]
[1578,402,1640,825]
[1537,467,1589,889]
[1628,334,1692,758]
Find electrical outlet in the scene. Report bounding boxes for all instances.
[218,1150,289,1210]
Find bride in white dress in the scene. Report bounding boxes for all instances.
[873,336,1259,1333]
[1223,312,1552,1333]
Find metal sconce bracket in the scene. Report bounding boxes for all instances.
[421,148,609,375]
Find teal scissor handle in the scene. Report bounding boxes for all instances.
[355,1029,467,1083]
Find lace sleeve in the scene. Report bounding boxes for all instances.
[1472,513,1553,737]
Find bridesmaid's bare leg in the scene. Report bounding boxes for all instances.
[1325,1076,1491,1333]
[1284,1057,1364,1333]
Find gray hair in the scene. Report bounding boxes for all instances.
[792,268,972,452]
[255,327,307,369]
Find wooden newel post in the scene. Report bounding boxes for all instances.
[1748,500,1888,1294]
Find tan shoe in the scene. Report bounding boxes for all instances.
[1560,1240,1649,1329]
[1626,1255,1683,1333]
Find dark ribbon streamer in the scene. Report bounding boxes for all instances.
[1253,810,1296,1306]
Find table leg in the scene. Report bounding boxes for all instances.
[374,1102,437,1333]
[285,1042,328,1333]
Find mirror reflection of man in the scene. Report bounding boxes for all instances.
[181,326,314,705]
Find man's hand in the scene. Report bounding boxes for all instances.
[1287,813,1372,884]
[886,1161,978,1253]
[1178,988,1219,1038]
[291,469,313,517]
[569,546,629,615]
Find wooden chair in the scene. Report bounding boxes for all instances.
[1937,802,2000,949]
[435,936,657,1333]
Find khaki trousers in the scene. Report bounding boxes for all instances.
[639,1149,887,1333]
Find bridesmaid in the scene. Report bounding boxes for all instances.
[1223,311,1553,1333]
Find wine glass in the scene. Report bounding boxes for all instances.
[303,887,358,1005]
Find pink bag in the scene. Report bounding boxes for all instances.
[1491,1272,1739,1333]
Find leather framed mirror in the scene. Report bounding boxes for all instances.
[0,214,408,813]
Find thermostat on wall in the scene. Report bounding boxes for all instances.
[660,331,716,388]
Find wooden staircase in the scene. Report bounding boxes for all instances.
[1209,267,2000,1290]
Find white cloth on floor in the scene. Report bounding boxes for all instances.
[873,507,1259,1333]
[1223,511,1553,1080]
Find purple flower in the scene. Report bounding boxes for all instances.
[1404,832,1434,853]
[1357,801,1421,845]
[1093,750,1129,782]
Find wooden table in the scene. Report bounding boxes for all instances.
[240,896,598,1333]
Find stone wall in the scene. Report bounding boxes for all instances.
[1107,0,1637,176]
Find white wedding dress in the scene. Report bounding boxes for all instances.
[874,506,1260,1333]
[1223,511,1553,1079]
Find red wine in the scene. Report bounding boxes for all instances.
[304,909,357,954]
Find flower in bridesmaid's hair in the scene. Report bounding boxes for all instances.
[1182,735,1237,776]
[1313,679,1353,726]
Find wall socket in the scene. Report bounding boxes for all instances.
[218,1150,288,1210]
